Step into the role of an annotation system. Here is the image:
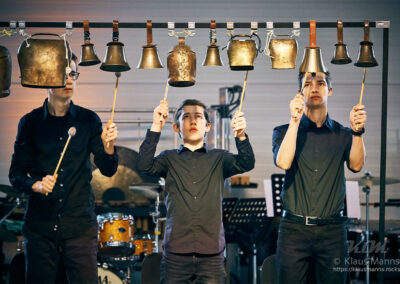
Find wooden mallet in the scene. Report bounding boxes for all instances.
[234,71,249,138]
[46,127,76,196]
[106,72,121,148]
[160,81,169,123]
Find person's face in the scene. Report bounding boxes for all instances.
[48,60,78,99]
[173,105,211,145]
[301,72,332,109]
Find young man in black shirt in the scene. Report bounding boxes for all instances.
[9,54,119,283]
[137,99,255,283]
[272,71,366,283]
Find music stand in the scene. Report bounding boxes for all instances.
[223,198,269,284]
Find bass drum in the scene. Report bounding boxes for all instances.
[98,266,124,284]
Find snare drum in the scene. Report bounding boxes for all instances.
[97,213,135,258]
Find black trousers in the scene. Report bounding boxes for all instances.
[276,219,348,284]
[160,251,226,284]
[23,224,98,284]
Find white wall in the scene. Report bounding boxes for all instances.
[1,0,399,220]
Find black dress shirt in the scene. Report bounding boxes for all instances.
[272,114,355,218]
[137,130,255,254]
[9,99,118,238]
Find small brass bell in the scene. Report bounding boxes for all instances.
[331,20,352,65]
[100,20,131,72]
[354,20,378,67]
[203,20,223,66]
[227,33,260,71]
[167,37,196,87]
[299,20,327,73]
[0,45,12,98]
[79,20,100,66]
[137,20,163,69]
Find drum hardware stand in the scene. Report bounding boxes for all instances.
[151,193,161,253]
[0,197,22,226]
[361,172,373,284]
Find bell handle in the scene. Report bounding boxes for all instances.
[363,20,370,42]
[178,37,185,45]
[30,33,62,38]
[309,20,317,48]
[146,20,153,46]
[83,20,90,33]
[112,20,119,42]
[251,32,263,55]
[337,20,344,44]
[209,20,217,46]
[83,20,91,43]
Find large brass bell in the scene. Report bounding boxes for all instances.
[79,20,100,66]
[227,33,261,70]
[299,20,327,73]
[18,33,71,88]
[268,35,298,69]
[100,20,131,72]
[167,37,196,87]
[0,45,12,98]
[137,20,163,69]
[203,20,223,66]
[354,20,378,67]
[331,20,352,64]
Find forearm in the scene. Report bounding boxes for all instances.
[349,136,365,172]
[276,119,299,170]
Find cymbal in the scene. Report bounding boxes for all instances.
[129,183,162,199]
[0,185,21,198]
[91,146,161,206]
[347,174,400,187]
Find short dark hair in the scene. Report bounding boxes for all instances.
[71,53,78,70]
[174,99,210,126]
[298,71,332,90]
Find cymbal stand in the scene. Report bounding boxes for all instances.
[362,184,370,284]
[151,193,161,253]
[0,197,22,226]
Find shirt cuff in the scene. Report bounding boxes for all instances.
[235,133,250,149]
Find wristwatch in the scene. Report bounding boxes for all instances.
[351,128,365,136]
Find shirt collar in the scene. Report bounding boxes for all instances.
[42,98,78,119]
[300,113,335,132]
[177,143,209,154]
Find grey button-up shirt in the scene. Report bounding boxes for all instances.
[273,114,355,218]
[137,130,255,254]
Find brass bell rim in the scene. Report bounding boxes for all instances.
[100,64,131,72]
[168,80,195,87]
[354,61,378,68]
[331,58,352,65]
[79,60,101,67]
[230,66,254,71]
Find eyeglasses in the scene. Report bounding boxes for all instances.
[67,71,80,81]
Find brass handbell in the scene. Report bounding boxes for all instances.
[331,20,352,64]
[137,20,163,69]
[203,20,223,66]
[0,45,12,98]
[100,20,131,72]
[167,37,196,87]
[79,20,100,66]
[354,20,378,67]
[299,20,327,73]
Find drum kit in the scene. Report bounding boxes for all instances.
[0,147,165,283]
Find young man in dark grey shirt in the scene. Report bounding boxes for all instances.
[137,99,255,283]
[273,71,366,283]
